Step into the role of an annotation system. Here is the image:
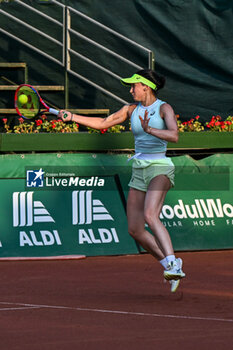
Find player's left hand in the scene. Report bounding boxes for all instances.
[139,110,151,133]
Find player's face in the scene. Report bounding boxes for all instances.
[130,83,146,101]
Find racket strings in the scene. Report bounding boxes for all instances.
[16,86,40,118]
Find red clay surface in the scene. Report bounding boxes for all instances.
[1,250,233,350]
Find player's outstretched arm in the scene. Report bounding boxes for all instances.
[58,105,132,130]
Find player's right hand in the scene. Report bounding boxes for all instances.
[58,110,73,122]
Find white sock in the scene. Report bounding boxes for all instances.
[159,257,168,269]
[166,255,176,265]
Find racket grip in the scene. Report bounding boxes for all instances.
[49,108,59,116]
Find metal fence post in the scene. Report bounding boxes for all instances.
[149,51,155,70]
[64,6,71,109]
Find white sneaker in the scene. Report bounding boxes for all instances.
[163,278,180,293]
[170,279,180,293]
[170,258,184,292]
[164,258,185,281]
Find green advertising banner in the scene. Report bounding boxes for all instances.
[163,191,233,251]
[0,175,138,258]
[0,153,232,258]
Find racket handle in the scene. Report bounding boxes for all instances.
[49,108,59,116]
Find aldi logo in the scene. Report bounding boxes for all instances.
[12,191,55,227]
[72,190,114,225]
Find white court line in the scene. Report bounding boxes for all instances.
[0,301,232,323]
[0,306,40,311]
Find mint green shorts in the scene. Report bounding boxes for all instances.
[128,158,175,192]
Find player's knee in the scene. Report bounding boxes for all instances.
[144,210,160,227]
[128,225,140,240]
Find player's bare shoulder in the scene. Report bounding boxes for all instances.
[126,103,138,118]
[160,103,175,119]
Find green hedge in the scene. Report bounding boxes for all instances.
[0,132,232,152]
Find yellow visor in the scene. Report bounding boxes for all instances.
[120,73,157,90]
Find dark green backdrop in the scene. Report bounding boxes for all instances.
[1,0,233,121]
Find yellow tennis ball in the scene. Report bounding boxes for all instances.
[19,94,28,104]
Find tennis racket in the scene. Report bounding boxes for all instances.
[14,84,59,119]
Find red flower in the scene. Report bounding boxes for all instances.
[18,117,24,124]
[195,115,200,120]
[3,118,7,124]
[35,119,43,126]
[100,128,108,134]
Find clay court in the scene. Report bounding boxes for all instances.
[1,250,233,349]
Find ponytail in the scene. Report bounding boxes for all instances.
[136,69,166,94]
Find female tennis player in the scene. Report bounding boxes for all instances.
[58,69,185,292]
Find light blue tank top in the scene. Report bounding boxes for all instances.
[131,99,167,153]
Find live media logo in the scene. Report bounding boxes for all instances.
[26,169,44,187]
[26,169,105,189]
